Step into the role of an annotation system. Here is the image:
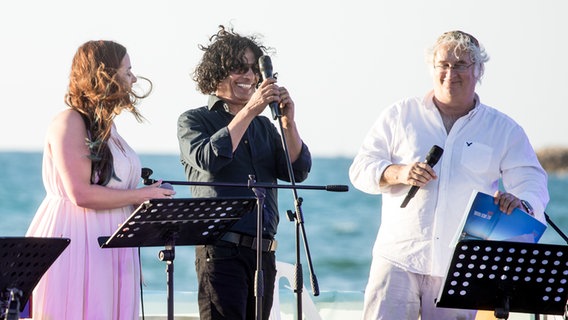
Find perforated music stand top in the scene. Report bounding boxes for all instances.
[99,197,256,248]
[436,239,568,315]
[0,237,70,311]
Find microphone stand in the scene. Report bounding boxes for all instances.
[259,57,323,319]
[141,169,347,320]
[545,212,568,244]
[544,212,568,320]
[272,109,320,320]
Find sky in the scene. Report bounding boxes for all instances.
[1,0,566,158]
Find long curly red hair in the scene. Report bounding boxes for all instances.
[65,40,151,185]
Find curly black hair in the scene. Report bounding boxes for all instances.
[193,25,270,94]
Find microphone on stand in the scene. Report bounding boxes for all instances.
[141,167,157,185]
[258,55,280,120]
[141,167,173,190]
[400,145,444,208]
[159,182,174,190]
[141,167,348,192]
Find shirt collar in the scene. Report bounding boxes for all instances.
[207,95,231,114]
[423,90,482,119]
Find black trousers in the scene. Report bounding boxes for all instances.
[195,244,277,320]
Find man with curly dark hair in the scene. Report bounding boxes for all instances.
[177,25,312,320]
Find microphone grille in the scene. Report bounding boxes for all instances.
[426,145,444,165]
[259,55,273,76]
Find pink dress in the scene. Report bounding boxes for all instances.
[26,125,141,320]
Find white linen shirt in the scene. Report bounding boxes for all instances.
[349,91,549,276]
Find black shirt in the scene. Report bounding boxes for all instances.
[177,95,312,238]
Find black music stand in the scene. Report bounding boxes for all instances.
[436,239,568,319]
[0,237,70,320]
[98,197,256,320]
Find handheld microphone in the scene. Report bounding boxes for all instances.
[400,145,444,208]
[258,55,280,120]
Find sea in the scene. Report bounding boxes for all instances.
[2,151,568,318]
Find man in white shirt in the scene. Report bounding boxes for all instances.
[349,30,549,320]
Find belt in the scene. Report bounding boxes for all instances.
[220,232,277,252]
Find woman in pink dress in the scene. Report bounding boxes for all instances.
[26,40,175,320]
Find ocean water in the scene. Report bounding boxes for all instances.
[0,152,379,295]
[1,151,568,313]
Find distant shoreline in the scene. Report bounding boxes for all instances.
[536,147,568,173]
[1,148,566,173]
